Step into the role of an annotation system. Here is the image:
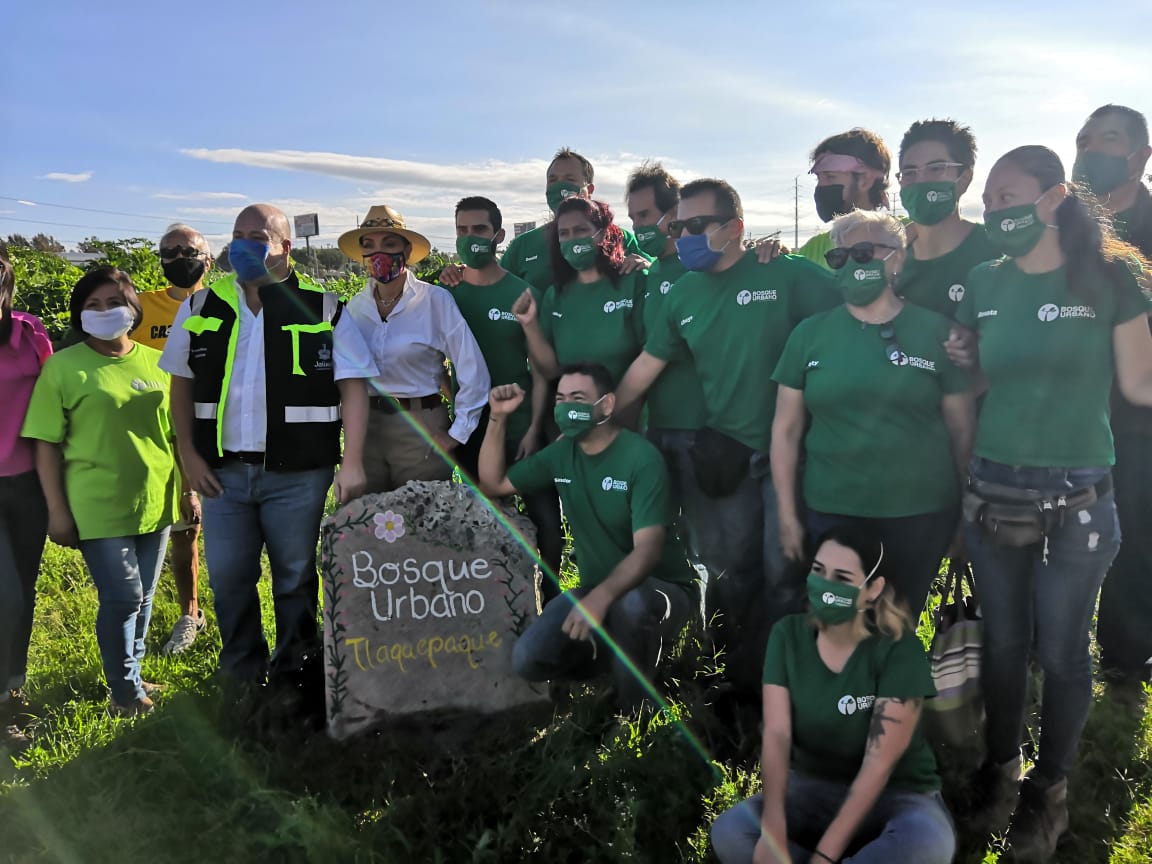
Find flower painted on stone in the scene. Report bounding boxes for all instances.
[373,510,406,543]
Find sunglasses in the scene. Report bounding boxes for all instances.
[879,323,903,365]
[666,215,728,236]
[159,244,206,260]
[824,242,897,270]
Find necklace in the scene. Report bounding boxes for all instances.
[374,291,401,307]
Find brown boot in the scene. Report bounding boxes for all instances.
[108,696,154,718]
[964,755,1023,836]
[1004,774,1069,862]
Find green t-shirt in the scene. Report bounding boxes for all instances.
[501,223,645,291]
[796,231,833,270]
[763,614,940,793]
[641,255,705,431]
[773,304,969,517]
[956,259,1152,466]
[899,224,1000,318]
[21,342,179,541]
[539,270,647,385]
[646,252,839,452]
[507,429,695,589]
[447,271,534,441]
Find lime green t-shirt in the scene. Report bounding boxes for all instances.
[956,259,1152,467]
[773,304,969,517]
[641,255,705,431]
[763,614,940,793]
[539,270,647,385]
[21,342,179,540]
[501,223,645,292]
[507,429,696,589]
[899,224,1000,318]
[796,231,833,270]
[447,271,535,441]
[646,252,840,452]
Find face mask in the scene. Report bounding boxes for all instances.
[229,238,271,283]
[554,396,608,440]
[633,223,667,257]
[836,252,894,307]
[675,227,730,272]
[984,198,1048,258]
[807,572,862,625]
[367,251,406,282]
[1072,151,1132,197]
[901,181,957,226]
[547,181,584,213]
[814,184,849,223]
[81,306,135,341]
[456,235,495,268]
[162,257,207,290]
[560,236,599,271]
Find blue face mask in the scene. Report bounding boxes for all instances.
[229,238,271,283]
[676,228,729,272]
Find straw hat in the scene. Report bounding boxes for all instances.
[338,204,431,265]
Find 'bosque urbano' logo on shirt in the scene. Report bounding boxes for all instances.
[736,289,778,305]
[837,694,876,715]
[600,476,629,492]
[603,299,634,314]
[660,280,673,295]
[488,308,516,322]
[948,284,965,302]
[1038,303,1096,322]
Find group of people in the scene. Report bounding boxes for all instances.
[3,101,1152,863]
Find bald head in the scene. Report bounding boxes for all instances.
[234,204,291,244]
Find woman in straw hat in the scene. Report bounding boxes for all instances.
[341,205,490,493]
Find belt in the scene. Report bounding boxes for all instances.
[369,394,442,414]
[222,451,265,465]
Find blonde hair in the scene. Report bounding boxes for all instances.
[829,209,906,249]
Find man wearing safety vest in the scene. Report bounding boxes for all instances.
[160,204,376,717]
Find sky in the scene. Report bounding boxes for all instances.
[2,0,1151,254]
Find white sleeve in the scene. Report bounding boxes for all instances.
[158,299,194,378]
[332,305,379,381]
[437,300,491,444]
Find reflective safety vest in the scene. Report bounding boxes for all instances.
[183,272,343,471]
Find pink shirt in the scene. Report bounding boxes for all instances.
[0,311,52,476]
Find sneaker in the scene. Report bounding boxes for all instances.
[162,609,206,656]
[2,723,32,754]
[108,696,154,718]
[964,755,1023,837]
[140,681,167,699]
[1004,775,1069,862]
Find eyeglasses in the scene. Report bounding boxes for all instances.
[158,245,206,260]
[824,242,898,269]
[879,323,903,365]
[666,215,727,236]
[895,161,966,183]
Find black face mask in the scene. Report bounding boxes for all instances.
[162,257,207,289]
[814,184,850,223]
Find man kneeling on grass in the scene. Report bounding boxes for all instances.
[479,362,698,711]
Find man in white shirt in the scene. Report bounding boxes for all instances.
[161,204,376,711]
[339,204,490,493]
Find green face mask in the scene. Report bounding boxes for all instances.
[633,223,667,257]
[1072,151,1132,197]
[547,181,584,213]
[456,235,494,268]
[807,572,861,625]
[901,181,958,226]
[836,255,891,307]
[984,202,1046,258]
[554,397,606,439]
[560,236,599,271]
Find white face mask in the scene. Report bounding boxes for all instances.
[81,306,135,341]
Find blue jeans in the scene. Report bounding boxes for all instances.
[201,462,334,682]
[79,528,172,704]
[806,507,957,617]
[711,774,956,864]
[964,457,1121,783]
[691,450,797,691]
[0,471,48,691]
[512,578,696,709]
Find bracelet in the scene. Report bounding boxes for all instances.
[182,491,198,497]
[813,852,838,864]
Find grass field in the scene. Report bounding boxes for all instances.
[2,536,1151,863]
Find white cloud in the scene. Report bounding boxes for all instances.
[152,191,249,201]
[16,200,36,207]
[36,171,92,183]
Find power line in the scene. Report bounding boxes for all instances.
[0,215,174,235]
[0,195,235,228]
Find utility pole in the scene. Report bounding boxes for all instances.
[794,176,800,249]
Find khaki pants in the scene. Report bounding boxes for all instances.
[364,404,454,493]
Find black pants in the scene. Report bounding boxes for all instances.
[455,418,564,604]
[0,470,48,690]
[1098,429,1152,678]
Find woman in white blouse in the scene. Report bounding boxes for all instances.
[341,205,490,493]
